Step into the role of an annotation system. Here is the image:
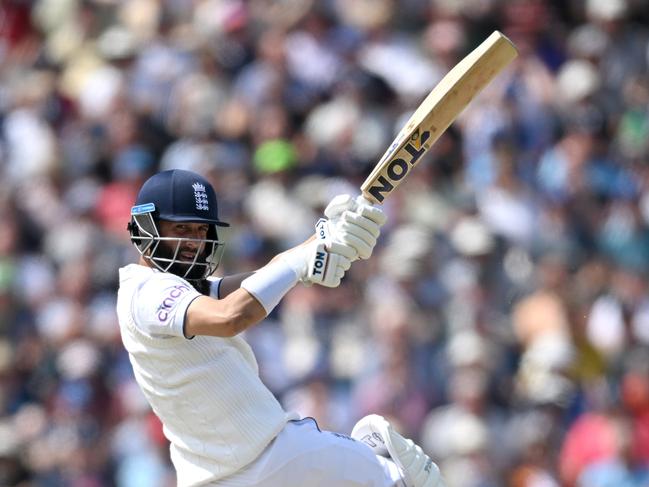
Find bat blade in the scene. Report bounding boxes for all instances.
[360,31,518,204]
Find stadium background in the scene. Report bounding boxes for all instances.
[1,0,649,485]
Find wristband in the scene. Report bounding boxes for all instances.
[240,260,299,314]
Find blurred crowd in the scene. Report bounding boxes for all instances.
[1,0,649,486]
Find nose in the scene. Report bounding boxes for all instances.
[187,227,204,242]
[182,227,206,251]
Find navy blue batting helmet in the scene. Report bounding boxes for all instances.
[128,169,229,280]
[134,169,230,226]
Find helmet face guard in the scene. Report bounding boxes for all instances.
[129,205,226,280]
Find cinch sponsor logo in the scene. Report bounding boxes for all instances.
[367,129,431,203]
[157,284,191,321]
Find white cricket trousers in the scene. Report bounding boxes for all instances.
[214,418,404,486]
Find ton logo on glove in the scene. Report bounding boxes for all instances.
[311,248,327,276]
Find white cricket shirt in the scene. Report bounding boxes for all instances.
[116,264,297,486]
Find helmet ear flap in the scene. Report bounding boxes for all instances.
[129,213,159,254]
[127,219,139,236]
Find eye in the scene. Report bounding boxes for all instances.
[174,224,190,234]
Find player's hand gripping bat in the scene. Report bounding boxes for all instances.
[309,31,517,281]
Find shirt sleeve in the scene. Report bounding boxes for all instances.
[133,274,202,338]
[207,276,223,299]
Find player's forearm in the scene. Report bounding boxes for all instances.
[217,236,316,300]
[187,238,345,337]
[218,238,315,297]
[185,291,267,338]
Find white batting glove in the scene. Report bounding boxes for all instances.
[317,194,387,261]
[280,239,356,288]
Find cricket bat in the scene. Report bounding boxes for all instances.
[360,31,518,204]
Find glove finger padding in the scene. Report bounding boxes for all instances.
[336,230,373,260]
[338,213,382,259]
[356,203,387,226]
[325,193,387,226]
[328,242,356,263]
[324,194,356,220]
[319,194,387,262]
[341,211,381,239]
[317,217,368,260]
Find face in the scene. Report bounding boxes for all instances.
[153,220,213,280]
[158,220,210,259]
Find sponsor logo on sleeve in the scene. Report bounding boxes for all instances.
[157,284,191,322]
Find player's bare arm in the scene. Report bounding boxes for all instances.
[184,235,363,337]
[184,291,266,338]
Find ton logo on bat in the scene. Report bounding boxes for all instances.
[366,129,432,203]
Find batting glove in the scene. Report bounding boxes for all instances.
[317,194,387,261]
[280,239,356,288]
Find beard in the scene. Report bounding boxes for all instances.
[152,240,211,282]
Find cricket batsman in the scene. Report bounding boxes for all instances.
[117,168,444,486]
